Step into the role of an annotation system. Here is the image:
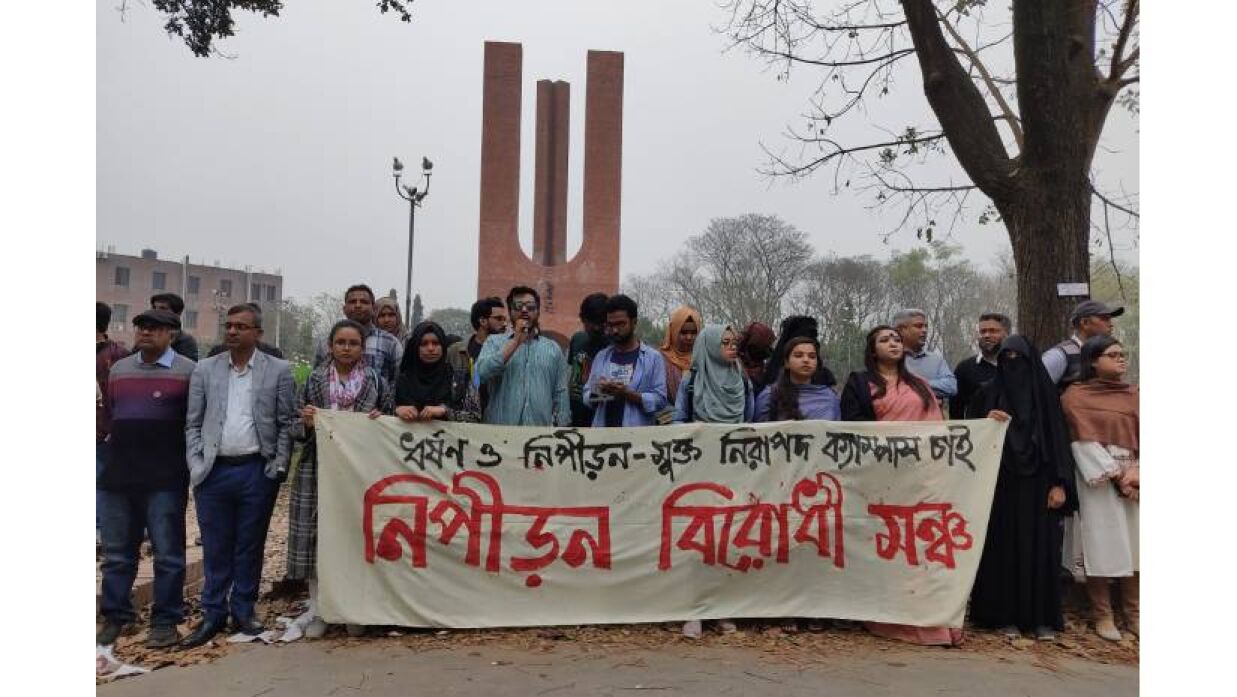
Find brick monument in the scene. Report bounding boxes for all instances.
[476,41,623,343]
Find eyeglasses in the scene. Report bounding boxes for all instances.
[720,339,739,348]
[1100,351,1128,361]
[512,302,538,312]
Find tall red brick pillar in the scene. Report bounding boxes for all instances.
[533,80,570,266]
[476,42,623,342]
[477,41,523,301]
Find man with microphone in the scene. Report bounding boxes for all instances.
[474,285,570,426]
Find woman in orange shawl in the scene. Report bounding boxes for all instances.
[659,306,702,404]
[1060,335,1138,642]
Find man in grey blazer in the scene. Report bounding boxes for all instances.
[182,304,295,648]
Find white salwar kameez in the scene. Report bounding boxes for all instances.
[1069,441,1138,577]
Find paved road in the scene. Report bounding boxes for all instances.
[99,640,1137,697]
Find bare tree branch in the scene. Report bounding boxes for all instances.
[935,6,1023,151]
[900,0,1016,200]
[1090,184,1139,219]
[1097,194,1128,302]
[1109,0,1139,81]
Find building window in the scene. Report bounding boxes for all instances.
[219,279,233,297]
[114,267,130,287]
[251,283,262,301]
[185,310,198,329]
[266,285,277,301]
[113,304,128,324]
[187,276,200,295]
[152,271,167,290]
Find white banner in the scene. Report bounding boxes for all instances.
[315,411,1006,628]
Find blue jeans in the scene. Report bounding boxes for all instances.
[96,442,108,531]
[99,488,188,626]
[194,456,278,624]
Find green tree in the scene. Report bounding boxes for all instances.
[132,1,415,57]
[275,297,319,362]
[1089,260,1138,383]
[427,307,472,339]
[411,294,425,326]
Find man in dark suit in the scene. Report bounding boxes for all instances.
[182,304,295,647]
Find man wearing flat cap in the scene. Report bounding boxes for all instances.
[1042,299,1125,389]
[96,309,197,649]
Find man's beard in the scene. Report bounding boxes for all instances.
[611,331,633,346]
[980,343,1000,358]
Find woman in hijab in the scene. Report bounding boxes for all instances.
[967,336,1077,641]
[659,306,702,402]
[763,315,837,389]
[394,321,480,423]
[672,324,755,426]
[1060,336,1138,641]
[840,326,959,646]
[374,296,408,343]
[287,319,392,638]
[756,335,840,423]
[669,324,753,638]
[737,322,776,386]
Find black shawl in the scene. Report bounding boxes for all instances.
[970,336,1078,507]
[839,371,878,422]
[395,321,455,409]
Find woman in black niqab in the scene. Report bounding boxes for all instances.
[966,335,1078,640]
[394,321,480,422]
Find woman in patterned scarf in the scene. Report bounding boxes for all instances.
[286,319,393,638]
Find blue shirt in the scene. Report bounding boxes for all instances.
[905,348,958,398]
[582,343,668,428]
[475,332,570,426]
[141,346,178,369]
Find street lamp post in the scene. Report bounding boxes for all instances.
[392,156,433,332]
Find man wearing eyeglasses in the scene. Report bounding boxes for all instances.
[475,285,570,426]
[1043,300,1124,390]
[182,304,296,647]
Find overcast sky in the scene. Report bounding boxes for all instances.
[97,1,1138,312]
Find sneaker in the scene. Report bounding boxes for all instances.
[1034,626,1057,642]
[305,617,328,639]
[346,624,367,637]
[145,624,180,649]
[97,620,127,646]
[682,620,703,639]
[718,619,738,634]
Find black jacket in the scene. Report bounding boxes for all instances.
[839,371,877,422]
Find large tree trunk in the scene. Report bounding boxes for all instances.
[1000,181,1092,351]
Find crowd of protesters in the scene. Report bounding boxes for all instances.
[96,284,1137,649]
